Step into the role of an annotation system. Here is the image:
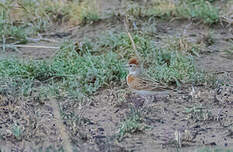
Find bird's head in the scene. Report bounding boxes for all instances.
[127,57,141,75]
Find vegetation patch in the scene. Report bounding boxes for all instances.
[117,108,145,141]
[99,31,209,86]
[177,0,219,24]
[0,30,212,99]
[0,41,126,97]
[126,0,219,24]
[0,0,99,46]
[185,105,214,122]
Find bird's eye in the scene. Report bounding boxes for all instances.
[129,65,132,67]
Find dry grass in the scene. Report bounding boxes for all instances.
[126,0,219,24]
[146,0,177,17]
[2,0,99,27]
[69,0,99,25]
[163,36,202,56]
[219,0,233,25]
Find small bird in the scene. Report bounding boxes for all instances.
[126,57,174,96]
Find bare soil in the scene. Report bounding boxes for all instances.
[0,0,233,151]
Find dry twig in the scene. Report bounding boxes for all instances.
[0,44,59,49]
[123,16,140,59]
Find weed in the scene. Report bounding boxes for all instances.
[117,108,145,141]
[7,0,51,33]
[11,124,22,140]
[126,3,147,18]
[0,58,56,81]
[125,1,176,18]
[185,105,213,122]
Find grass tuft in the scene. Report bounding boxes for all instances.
[117,108,145,141]
[185,105,213,122]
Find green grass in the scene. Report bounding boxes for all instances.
[11,124,22,140]
[98,31,208,86]
[126,0,219,24]
[0,30,213,99]
[52,41,126,94]
[146,49,200,86]
[117,108,145,141]
[177,0,219,24]
[0,40,126,98]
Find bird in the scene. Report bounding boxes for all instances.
[126,57,174,96]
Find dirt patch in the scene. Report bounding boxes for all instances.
[2,84,231,151]
[0,41,60,60]
[57,84,232,151]
[0,96,63,151]
[18,42,59,60]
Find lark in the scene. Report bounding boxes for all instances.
[126,57,174,96]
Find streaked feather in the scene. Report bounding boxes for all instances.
[127,74,173,92]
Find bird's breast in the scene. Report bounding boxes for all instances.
[127,75,135,83]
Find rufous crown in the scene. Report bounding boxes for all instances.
[128,57,139,65]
